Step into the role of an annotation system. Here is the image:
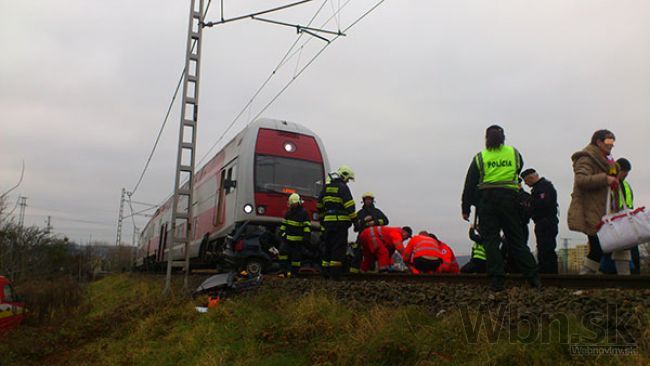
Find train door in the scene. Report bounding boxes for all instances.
[215,159,238,228]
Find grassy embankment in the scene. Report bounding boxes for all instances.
[1,274,649,365]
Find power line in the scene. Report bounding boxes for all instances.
[129,0,214,197]
[197,0,346,166]
[249,0,385,127]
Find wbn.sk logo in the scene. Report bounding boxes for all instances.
[457,303,639,349]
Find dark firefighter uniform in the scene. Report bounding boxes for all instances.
[528,177,559,274]
[349,203,390,273]
[278,205,311,276]
[462,144,539,290]
[318,175,356,279]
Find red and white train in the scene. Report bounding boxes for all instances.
[135,118,330,269]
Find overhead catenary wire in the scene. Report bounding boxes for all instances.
[197,0,350,166]
[248,0,386,124]
[129,0,214,197]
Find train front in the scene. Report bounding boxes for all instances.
[237,119,329,227]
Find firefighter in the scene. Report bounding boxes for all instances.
[278,193,311,277]
[318,165,357,280]
[403,233,442,274]
[349,192,390,273]
[359,226,411,272]
[461,125,540,291]
[521,168,559,274]
[460,224,487,273]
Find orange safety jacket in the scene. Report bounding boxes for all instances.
[403,235,442,264]
[435,241,460,273]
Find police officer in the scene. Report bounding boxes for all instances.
[349,192,390,273]
[461,125,540,291]
[318,165,357,280]
[521,168,559,274]
[278,193,311,277]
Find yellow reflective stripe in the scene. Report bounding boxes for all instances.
[316,203,323,208]
[324,215,350,222]
[283,219,302,227]
[303,227,311,233]
[291,261,301,267]
[323,196,343,204]
[278,255,289,260]
[321,260,330,267]
[343,199,355,209]
[279,225,286,231]
[349,268,360,273]
[377,219,384,225]
[326,186,339,193]
[286,235,304,241]
[329,261,343,267]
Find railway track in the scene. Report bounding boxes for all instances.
[187,270,650,289]
[294,273,650,289]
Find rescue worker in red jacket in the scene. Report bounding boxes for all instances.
[359,226,411,272]
[424,232,460,273]
[403,234,443,274]
[278,193,311,277]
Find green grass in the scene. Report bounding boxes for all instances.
[1,274,648,365]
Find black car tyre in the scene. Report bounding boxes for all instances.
[245,259,264,276]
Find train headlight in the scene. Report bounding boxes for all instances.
[257,206,266,215]
[283,142,296,153]
[243,204,254,214]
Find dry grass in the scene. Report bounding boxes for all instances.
[1,274,649,365]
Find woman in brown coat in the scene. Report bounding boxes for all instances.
[568,129,629,274]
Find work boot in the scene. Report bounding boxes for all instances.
[615,260,631,275]
[579,258,600,274]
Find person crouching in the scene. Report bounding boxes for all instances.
[359,226,411,272]
[403,233,443,274]
[278,193,311,277]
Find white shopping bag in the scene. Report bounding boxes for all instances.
[598,189,650,253]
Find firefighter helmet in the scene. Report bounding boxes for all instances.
[337,165,355,181]
[362,192,374,200]
[288,193,302,206]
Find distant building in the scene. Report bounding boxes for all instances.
[559,244,589,273]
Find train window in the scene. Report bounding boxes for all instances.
[3,284,15,302]
[255,155,324,198]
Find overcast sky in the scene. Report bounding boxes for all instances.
[1,1,648,255]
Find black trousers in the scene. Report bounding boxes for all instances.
[534,218,559,274]
[279,241,302,275]
[413,257,441,273]
[461,259,486,273]
[586,235,603,262]
[478,189,539,288]
[323,223,349,279]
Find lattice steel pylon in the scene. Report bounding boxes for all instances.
[115,188,126,246]
[164,0,204,294]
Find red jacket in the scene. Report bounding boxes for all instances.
[435,242,459,273]
[360,226,405,253]
[403,235,442,264]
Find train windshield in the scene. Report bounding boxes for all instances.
[255,155,324,198]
